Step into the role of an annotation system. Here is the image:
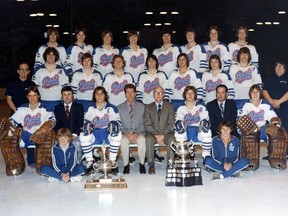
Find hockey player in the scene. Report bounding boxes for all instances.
[34,27,66,74]
[9,86,56,168]
[32,47,69,111]
[202,54,234,104]
[102,54,134,106]
[166,53,204,111]
[93,30,119,77]
[229,47,262,109]
[70,53,103,112]
[153,29,181,77]
[181,27,208,76]
[202,26,230,72]
[228,26,259,67]
[136,54,168,104]
[120,30,148,81]
[65,28,93,79]
[174,86,212,158]
[79,86,122,174]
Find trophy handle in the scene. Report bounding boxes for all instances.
[170,141,177,153]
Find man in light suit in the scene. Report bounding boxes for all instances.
[144,86,175,174]
[207,84,239,138]
[54,86,84,163]
[118,84,146,174]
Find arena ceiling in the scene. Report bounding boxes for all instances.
[0,0,288,85]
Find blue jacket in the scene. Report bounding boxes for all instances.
[51,143,77,174]
[211,135,240,165]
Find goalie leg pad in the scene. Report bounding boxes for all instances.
[1,128,25,176]
[266,124,287,170]
[241,131,260,171]
[34,130,55,175]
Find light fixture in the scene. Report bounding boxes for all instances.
[145,12,153,15]
[49,13,57,17]
[248,28,255,32]
[144,23,151,26]
[16,0,25,2]
[29,13,37,17]
[46,24,52,27]
[155,23,162,26]
[123,31,128,34]
[273,22,280,25]
[256,22,263,25]
[278,11,286,14]
[53,25,59,27]
[172,31,177,33]
[160,12,167,15]
[164,23,171,26]
[36,13,44,16]
[171,11,179,15]
[63,32,69,35]
[265,22,272,25]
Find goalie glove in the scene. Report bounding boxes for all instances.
[199,119,210,133]
[108,121,120,137]
[175,120,186,134]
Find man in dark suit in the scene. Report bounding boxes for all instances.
[118,84,146,174]
[207,84,238,138]
[54,86,84,162]
[144,86,175,174]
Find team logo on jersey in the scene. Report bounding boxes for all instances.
[24,113,41,130]
[130,53,144,69]
[232,50,239,62]
[42,74,60,89]
[111,80,128,95]
[144,78,160,93]
[184,111,201,126]
[187,51,194,62]
[92,114,110,128]
[77,52,84,64]
[205,79,222,92]
[78,79,96,93]
[174,74,191,90]
[235,69,252,84]
[248,109,264,123]
[158,51,173,67]
[228,142,235,152]
[206,48,221,61]
[100,54,115,67]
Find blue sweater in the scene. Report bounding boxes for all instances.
[51,143,77,174]
[211,135,240,165]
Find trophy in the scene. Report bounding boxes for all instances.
[84,143,127,191]
[165,140,202,187]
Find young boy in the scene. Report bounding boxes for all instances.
[40,128,86,182]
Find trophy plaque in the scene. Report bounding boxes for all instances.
[165,140,203,187]
[84,144,127,191]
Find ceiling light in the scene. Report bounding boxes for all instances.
[248,29,254,32]
[29,13,37,17]
[155,23,162,26]
[16,0,25,2]
[164,23,171,26]
[145,12,153,15]
[265,22,272,25]
[273,22,280,25]
[256,22,263,25]
[53,25,59,27]
[63,32,69,35]
[171,11,179,15]
[144,23,151,26]
[46,24,52,27]
[36,13,44,16]
[172,31,177,33]
[160,12,167,15]
[123,31,128,34]
[49,13,57,17]
[278,11,286,14]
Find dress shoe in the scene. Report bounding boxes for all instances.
[148,166,155,174]
[123,164,130,174]
[139,163,146,174]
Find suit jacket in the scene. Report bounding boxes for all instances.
[54,101,84,135]
[117,100,145,134]
[207,99,238,137]
[144,101,175,135]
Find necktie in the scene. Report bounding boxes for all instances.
[65,105,70,119]
[158,104,162,122]
[129,104,134,122]
[220,102,224,118]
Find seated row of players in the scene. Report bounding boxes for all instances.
[2,81,286,182]
[34,26,258,83]
[30,44,261,115]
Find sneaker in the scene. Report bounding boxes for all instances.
[262,154,269,160]
[48,177,59,182]
[70,175,83,182]
[210,172,221,180]
[231,171,242,178]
